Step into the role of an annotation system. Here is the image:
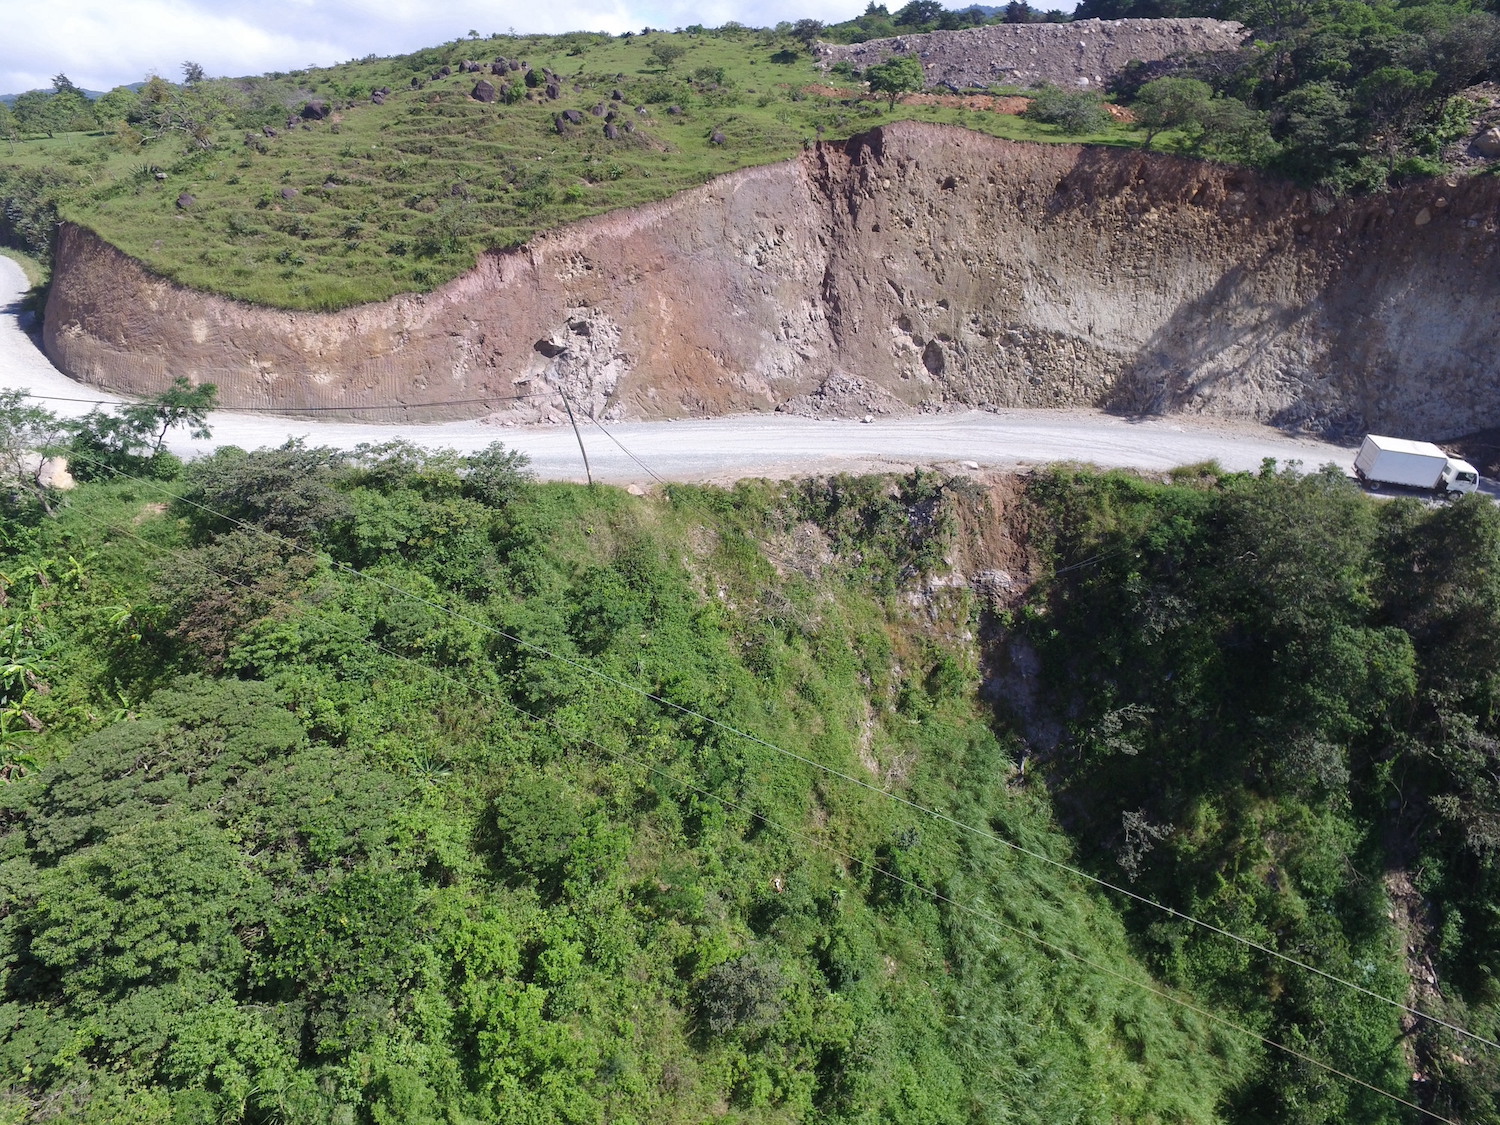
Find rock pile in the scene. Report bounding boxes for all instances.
[816,18,1247,90]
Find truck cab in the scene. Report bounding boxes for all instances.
[1441,458,1481,497]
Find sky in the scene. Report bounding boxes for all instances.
[0,0,928,95]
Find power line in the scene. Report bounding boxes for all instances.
[589,414,667,486]
[64,509,1460,1125]
[10,389,556,414]
[56,447,1500,1054]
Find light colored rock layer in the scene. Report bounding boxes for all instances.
[43,122,1500,439]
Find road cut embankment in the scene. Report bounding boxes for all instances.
[42,121,1500,440]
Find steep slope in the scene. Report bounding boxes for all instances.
[44,121,1500,439]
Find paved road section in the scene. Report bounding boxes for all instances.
[1,256,1356,484]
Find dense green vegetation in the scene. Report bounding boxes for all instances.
[1020,461,1500,1122]
[0,400,1498,1121]
[0,429,1253,1124]
[1094,0,1500,189]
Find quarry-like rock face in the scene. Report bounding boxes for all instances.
[815,18,1249,91]
[44,121,1500,439]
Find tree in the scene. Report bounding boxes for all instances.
[1132,76,1214,149]
[181,60,206,85]
[0,391,76,514]
[137,73,226,150]
[0,101,18,153]
[50,73,81,96]
[50,89,96,133]
[791,19,825,46]
[69,379,217,481]
[12,90,64,138]
[647,40,687,70]
[866,54,925,108]
[1005,1,1037,23]
[121,377,218,456]
[893,0,944,26]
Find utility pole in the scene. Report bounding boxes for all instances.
[559,389,593,486]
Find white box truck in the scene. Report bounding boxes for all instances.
[1353,435,1480,498]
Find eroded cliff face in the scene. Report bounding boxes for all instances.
[43,122,1500,438]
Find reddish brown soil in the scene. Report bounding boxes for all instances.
[802,85,1135,121]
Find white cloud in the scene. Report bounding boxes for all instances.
[2,0,871,93]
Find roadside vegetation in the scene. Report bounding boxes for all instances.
[0,397,1496,1121]
[0,417,1253,1124]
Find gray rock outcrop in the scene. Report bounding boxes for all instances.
[817,18,1248,90]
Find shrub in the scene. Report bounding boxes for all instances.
[699,953,786,1035]
[1022,85,1112,134]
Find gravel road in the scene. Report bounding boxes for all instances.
[0,256,1356,485]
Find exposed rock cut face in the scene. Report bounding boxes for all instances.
[43,122,1500,438]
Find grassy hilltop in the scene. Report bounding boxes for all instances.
[5,0,1498,311]
[0,26,1132,310]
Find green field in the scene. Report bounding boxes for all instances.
[0,27,1137,310]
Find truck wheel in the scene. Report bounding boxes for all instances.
[1367,480,1380,491]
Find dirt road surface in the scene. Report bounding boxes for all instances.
[1,256,1356,485]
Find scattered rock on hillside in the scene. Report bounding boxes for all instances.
[472,80,496,103]
[300,100,329,120]
[563,109,583,124]
[611,88,624,101]
[667,105,682,115]
[710,130,726,145]
[461,60,482,72]
[280,187,298,200]
[371,91,386,105]
[591,103,605,116]
[555,116,568,134]
[176,193,195,209]
[437,65,452,77]
[1477,127,1500,158]
[546,82,560,99]
[262,126,278,138]
[508,60,521,71]
[604,123,620,139]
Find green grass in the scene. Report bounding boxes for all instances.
[0,27,1140,310]
[0,245,47,288]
